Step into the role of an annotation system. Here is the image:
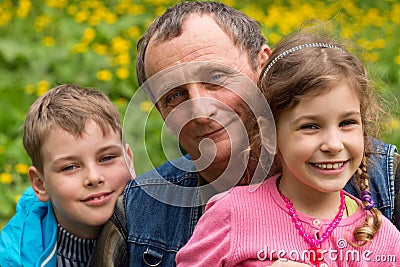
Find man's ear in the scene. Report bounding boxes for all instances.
[124,143,136,179]
[257,44,272,70]
[28,166,50,202]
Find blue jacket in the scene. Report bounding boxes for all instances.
[90,139,399,267]
[0,187,57,267]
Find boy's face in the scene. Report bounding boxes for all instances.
[29,119,133,239]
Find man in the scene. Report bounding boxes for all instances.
[90,2,400,266]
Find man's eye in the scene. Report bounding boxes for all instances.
[170,92,185,100]
[211,74,222,81]
[165,91,187,106]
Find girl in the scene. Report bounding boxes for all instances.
[176,31,400,266]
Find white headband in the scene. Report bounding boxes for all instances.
[263,43,342,77]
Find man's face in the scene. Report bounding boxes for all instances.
[143,15,267,183]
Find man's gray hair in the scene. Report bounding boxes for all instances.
[136,1,267,86]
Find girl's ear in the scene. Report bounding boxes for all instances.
[124,143,136,179]
[257,116,277,155]
[28,166,50,202]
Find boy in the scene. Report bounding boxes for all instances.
[0,84,135,266]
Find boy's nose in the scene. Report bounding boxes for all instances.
[84,168,105,187]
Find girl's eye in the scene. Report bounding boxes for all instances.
[300,124,319,130]
[339,120,357,127]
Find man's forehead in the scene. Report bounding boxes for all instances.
[144,14,240,78]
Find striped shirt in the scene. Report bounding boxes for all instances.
[56,224,97,267]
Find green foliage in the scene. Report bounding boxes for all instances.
[0,0,399,227]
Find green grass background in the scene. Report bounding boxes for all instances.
[0,0,399,226]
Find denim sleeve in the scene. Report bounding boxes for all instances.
[393,152,400,230]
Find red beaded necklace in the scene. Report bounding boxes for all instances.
[277,179,346,266]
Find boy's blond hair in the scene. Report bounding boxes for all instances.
[23,84,122,172]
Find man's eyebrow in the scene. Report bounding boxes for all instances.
[191,63,239,77]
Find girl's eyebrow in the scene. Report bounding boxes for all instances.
[292,111,361,124]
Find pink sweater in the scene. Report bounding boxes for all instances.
[176,175,400,267]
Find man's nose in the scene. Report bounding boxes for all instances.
[188,83,218,122]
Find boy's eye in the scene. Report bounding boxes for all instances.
[61,165,77,172]
[100,155,116,162]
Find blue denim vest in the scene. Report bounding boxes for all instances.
[125,140,398,266]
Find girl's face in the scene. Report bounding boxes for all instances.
[276,82,364,196]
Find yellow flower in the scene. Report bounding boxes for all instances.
[395,54,400,65]
[97,70,112,81]
[46,0,68,9]
[0,6,12,27]
[362,52,379,63]
[114,53,130,66]
[15,193,22,204]
[0,172,13,184]
[34,15,50,32]
[267,32,282,46]
[104,13,117,24]
[116,67,130,80]
[140,101,153,113]
[89,15,101,26]
[74,10,88,23]
[372,39,385,49]
[391,118,400,130]
[341,27,354,39]
[42,36,55,47]
[72,43,88,53]
[37,80,50,96]
[66,5,78,15]
[25,84,35,94]
[114,98,127,108]
[16,0,32,18]
[127,26,141,39]
[92,43,108,55]
[82,28,96,43]
[111,36,131,54]
[128,4,145,15]
[15,163,29,174]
